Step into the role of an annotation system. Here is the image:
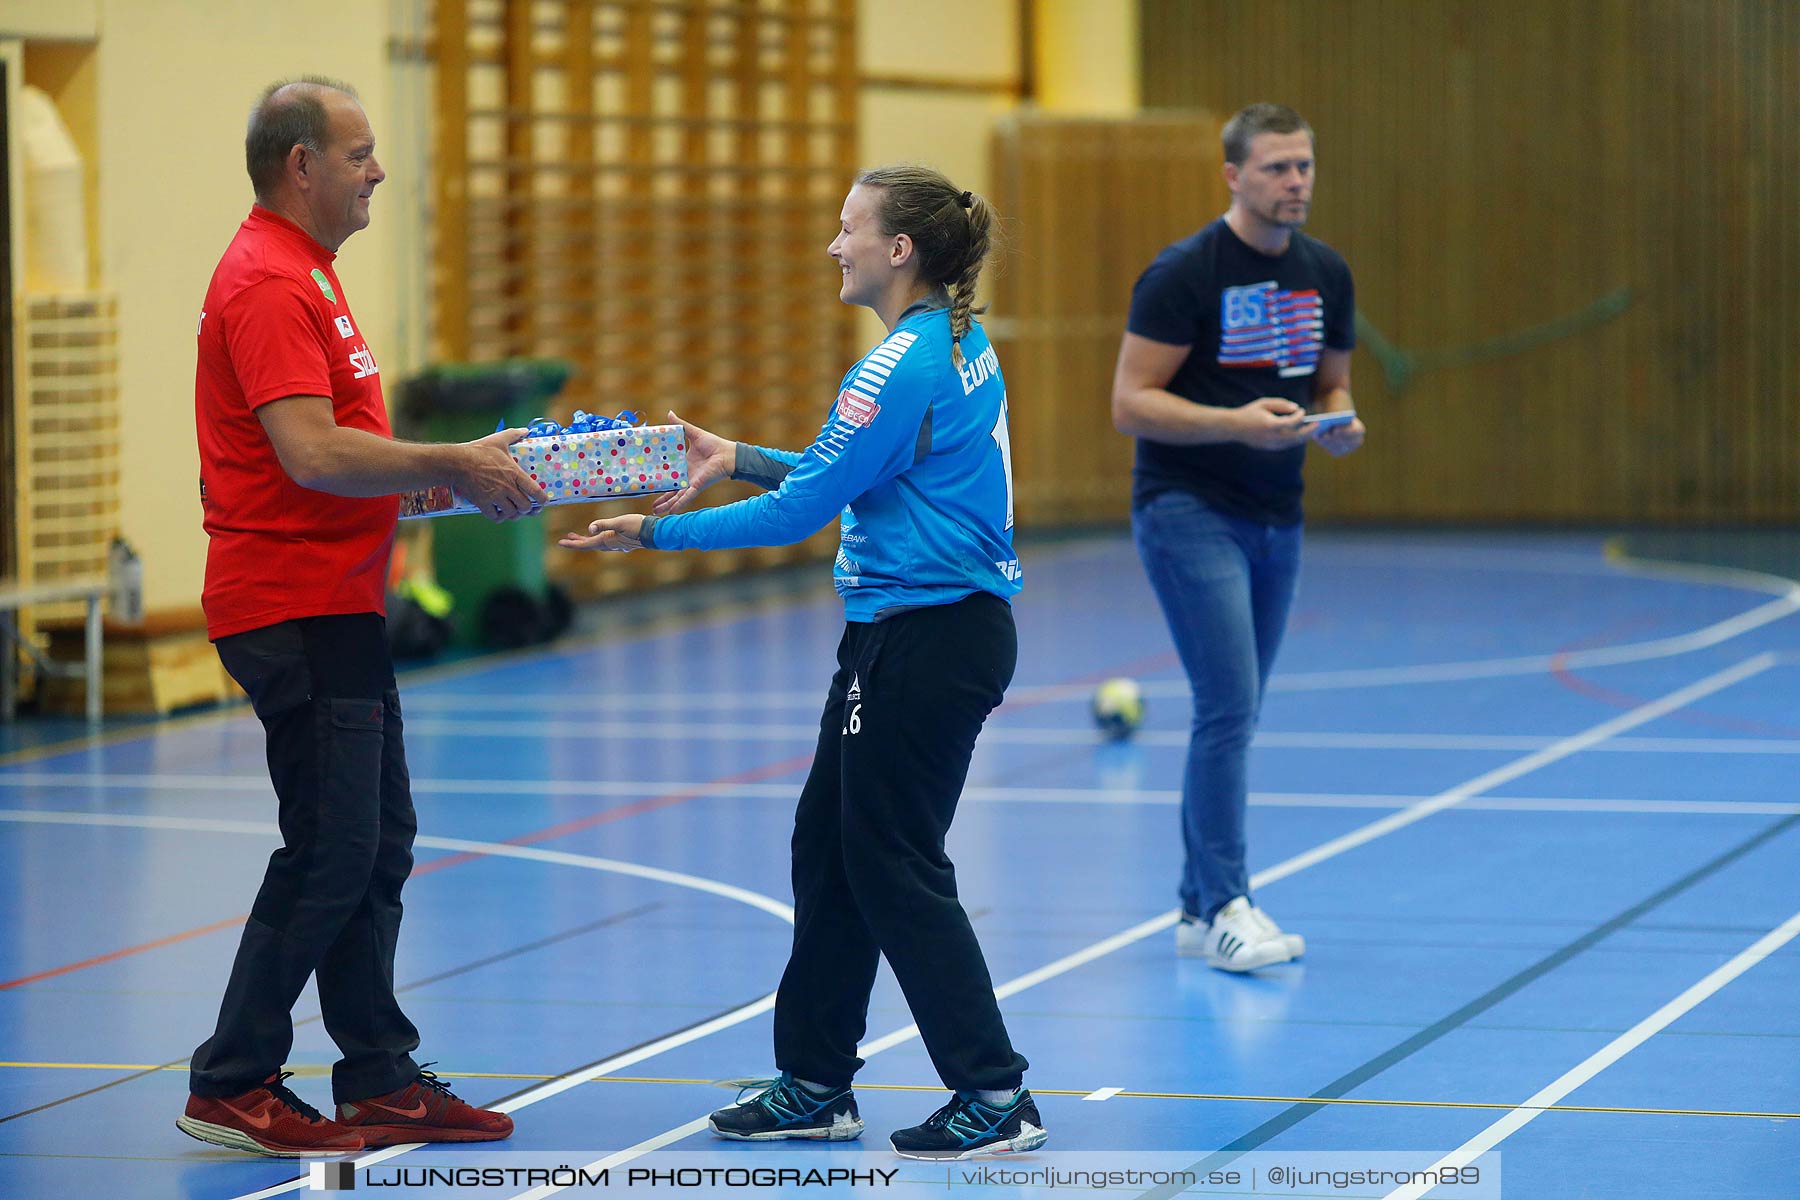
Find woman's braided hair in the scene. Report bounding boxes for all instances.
[854,164,996,368]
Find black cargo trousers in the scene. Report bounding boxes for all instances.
[189,612,422,1105]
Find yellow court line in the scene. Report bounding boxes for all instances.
[5,1063,1792,1122]
[3,1063,191,1072]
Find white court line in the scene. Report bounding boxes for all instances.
[385,556,1800,713]
[508,1119,712,1200]
[1082,1087,1124,1102]
[0,773,795,798]
[381,719,1800,754]
[400,690,830,714]
[394,718,849,740]
[1307,542,1800,596]
[1381,906,1800,1200]
[499,655,1780,1200]
[1599,550,1800,599]
[0,658,1742,1200]
[0,814,795,1200]
[0,812,795,1200]
[1250,654,1776,889]
[1251,733,1800,755]
[4,656,1768,1199]
[6,781,1796,819]
[0,816,798,927]
[416,837,796,925]
[1254,591,1797,694]
[505,911,1186,1200]
[855,910,1181,1059]
[1243,794,1800,817]
[1030,556,1797,698]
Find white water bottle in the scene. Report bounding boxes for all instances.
[108,537,143,623]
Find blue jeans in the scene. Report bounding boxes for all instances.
[1131,490,1302,921]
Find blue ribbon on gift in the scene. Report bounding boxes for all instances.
[495,410,644,437]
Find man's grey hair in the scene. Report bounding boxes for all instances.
[1221,103,1313,166]
[246,77,359,200]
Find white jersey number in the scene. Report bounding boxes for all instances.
[990,393,1015,532]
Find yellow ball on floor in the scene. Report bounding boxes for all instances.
[1091,677,1145,741]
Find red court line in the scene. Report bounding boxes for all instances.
[413,647,1184,878]
[997,649,1181,717]
[1551,655,1800,737]
[0,752,817,992]
[1,644,1172,992]
[0,915,250,992]
[1548,616,1800,737]
[411,750,816,876]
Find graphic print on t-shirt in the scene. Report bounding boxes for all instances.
[1218,281,1323,378]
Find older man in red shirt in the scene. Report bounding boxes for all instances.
[178,76,544,1157]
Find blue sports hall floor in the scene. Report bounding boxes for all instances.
[2,529,1796,1199]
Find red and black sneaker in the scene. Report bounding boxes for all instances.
[336,1066,513,1146]
[177,1071,365,1157]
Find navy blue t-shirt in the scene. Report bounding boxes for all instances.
[1126,217,1355,525]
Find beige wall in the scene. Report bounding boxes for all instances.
[854,0,1018,350]
[854,0,1135,348]
[5,0,1138,612]
[6,0,399,610]
[1035,0,1138,114]
[96,0,399,609]
[0,1,97,41]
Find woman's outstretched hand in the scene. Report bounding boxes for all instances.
[559,513,646,552]
[652,410,736,515]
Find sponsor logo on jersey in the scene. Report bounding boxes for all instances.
[335,315,356,339]
[810,329,919,467]
[310,268,338,304]
[350,346,379,380]
[835,390,880,427]
[956,343,1000,395]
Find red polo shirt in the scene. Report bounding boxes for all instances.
[195,206,398,640]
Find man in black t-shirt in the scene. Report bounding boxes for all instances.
[1110,103,1366,971]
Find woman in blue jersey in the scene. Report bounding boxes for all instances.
[560,165,1043,1160]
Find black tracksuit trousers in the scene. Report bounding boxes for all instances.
[772,591,1028,1092]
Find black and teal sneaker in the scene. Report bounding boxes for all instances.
[889,1089,1048,1160]
[707,1073,863,1141]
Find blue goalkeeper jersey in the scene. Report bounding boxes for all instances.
[643,302,1020,621]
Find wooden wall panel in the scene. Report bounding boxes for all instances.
[16,295,119,622]
[988,114,1225,526]
[432,0,857,598]
[1141,0,1800,523]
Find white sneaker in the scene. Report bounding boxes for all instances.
[1235,901,1304,960]
[1175,913,1208,956]
[1182,898,1304,971]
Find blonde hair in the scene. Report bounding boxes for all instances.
[854,164,997,368]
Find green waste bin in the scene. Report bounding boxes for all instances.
[395,360,573,646]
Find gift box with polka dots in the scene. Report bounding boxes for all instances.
[399,424,688,519]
